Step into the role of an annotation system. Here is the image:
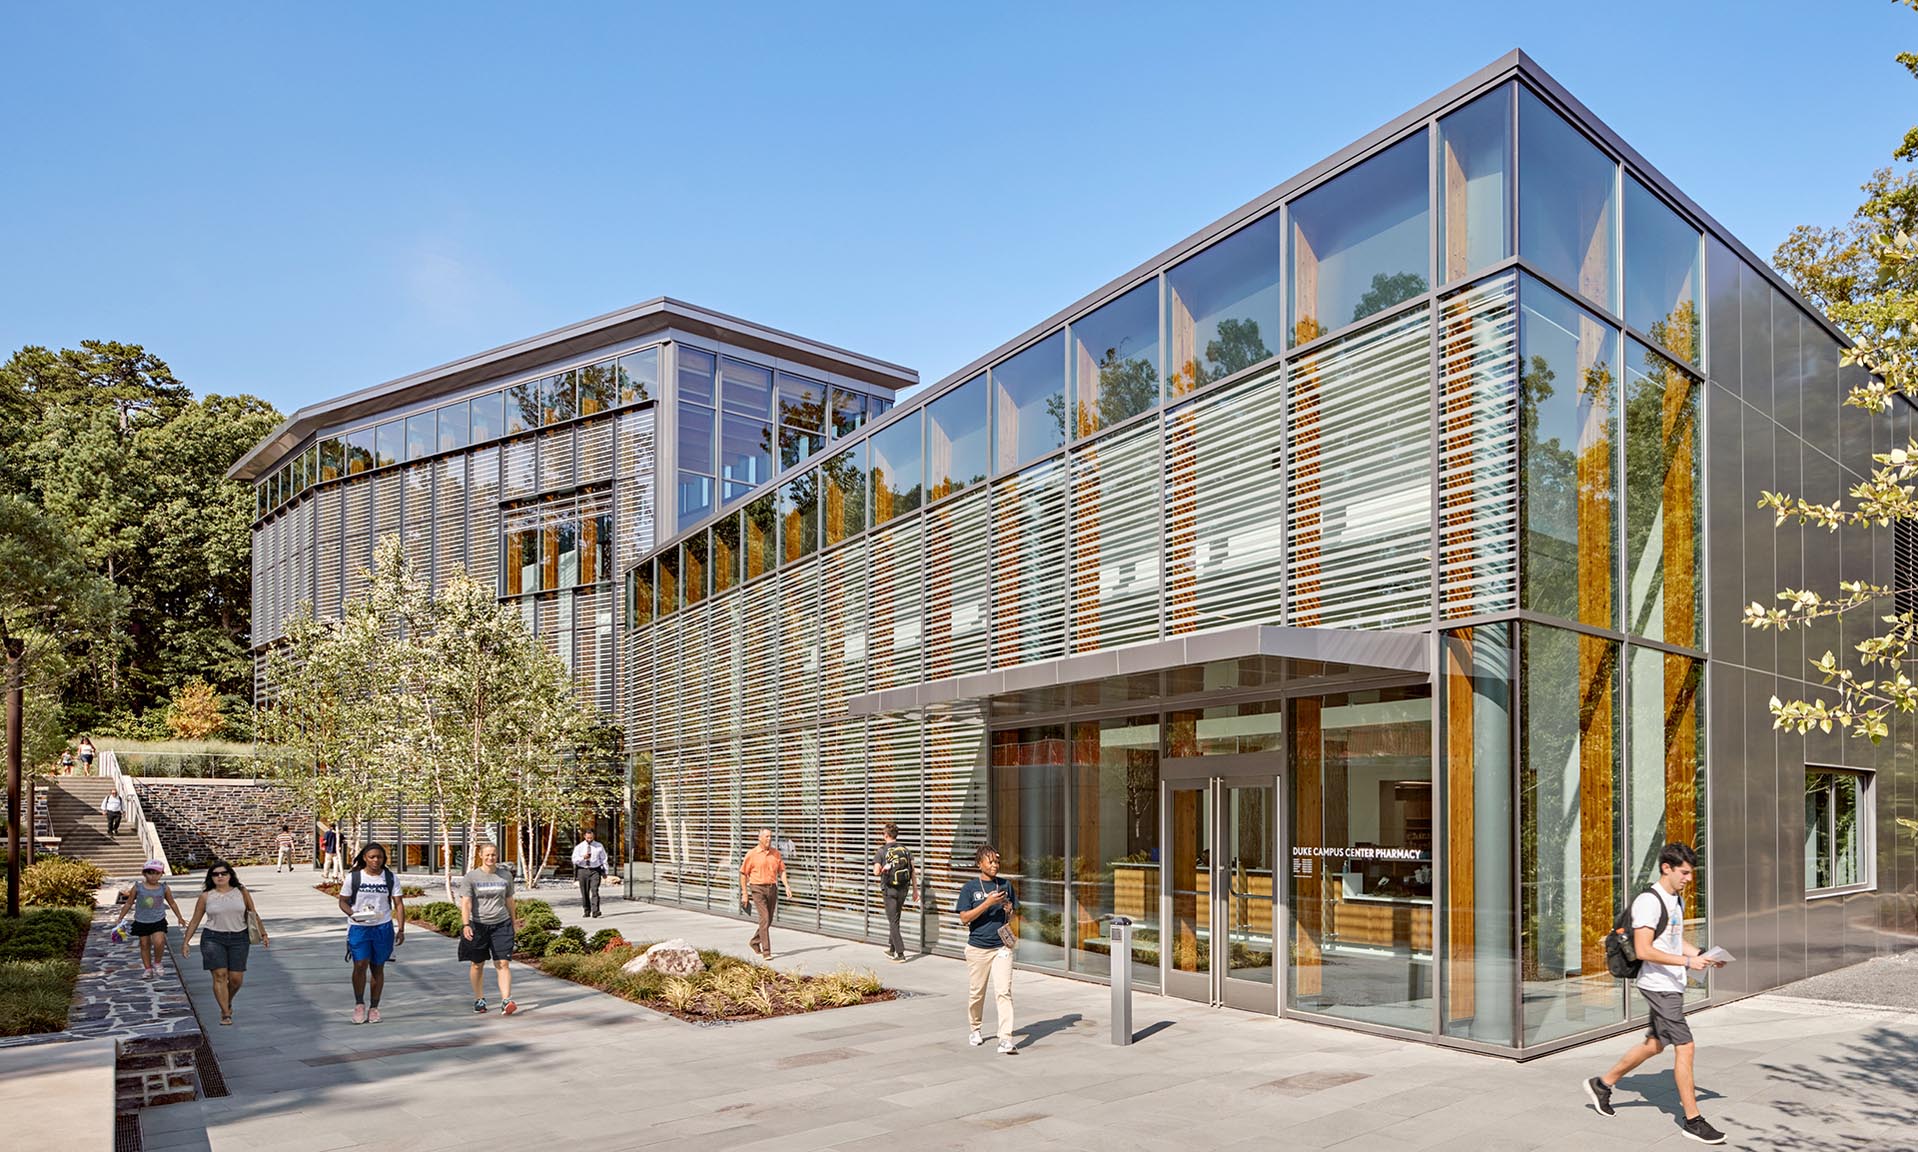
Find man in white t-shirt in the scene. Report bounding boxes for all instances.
[1584,842,1727,1145]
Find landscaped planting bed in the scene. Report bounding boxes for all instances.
[400,898,892,1021]
[0,906,94,1036]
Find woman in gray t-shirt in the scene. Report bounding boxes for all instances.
[457,843,520,1015]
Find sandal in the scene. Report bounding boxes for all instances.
[220,1015,233,1026]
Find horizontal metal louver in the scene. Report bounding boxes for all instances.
[925,487,990,678]
[991,459,1069,667]
[579,417,614,485]
[374,471,401,550]
[1164,367,1286,634]
[1071,419,1163,652]
[502,437,536,501]
[778,559,821,730]
[922,711,989,953]
[1288,308,1434,630]
[317,486,342,621]
[819,540,868,719]
[467,446,499,591]
[435,456,466,587]
[867,515,925,691]
[539,427,576,493]
[741,577,779,731]
[816,719,869,937]
[1439,274,1520,618]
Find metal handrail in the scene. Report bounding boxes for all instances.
[105,751,171,876]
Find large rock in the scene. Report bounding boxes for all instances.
[621,939,705,976]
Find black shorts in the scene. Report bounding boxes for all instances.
[133,919,168,938]
[1642,988,1694,1046]
[458,919,515,963]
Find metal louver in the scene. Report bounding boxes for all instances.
[1287,307,1434,630]
[1439,274,1520,618]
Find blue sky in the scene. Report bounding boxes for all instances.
[3,2,1912,415]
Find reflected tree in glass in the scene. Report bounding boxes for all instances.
[1519,277,1618,628]
[1166,212,1281,395]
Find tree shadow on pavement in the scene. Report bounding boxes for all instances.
[1738,1024,1918,1150]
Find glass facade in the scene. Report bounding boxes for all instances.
[254,60,1904,1058]
[1288,132,1430,345]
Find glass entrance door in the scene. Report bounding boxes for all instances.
[1162,770,1280,1013]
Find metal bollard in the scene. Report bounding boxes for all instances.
[1109,916,1133,1046]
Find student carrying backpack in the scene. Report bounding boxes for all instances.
[336,843,406,1024]
[873,823,915,962]
[1583,843,1728,1144]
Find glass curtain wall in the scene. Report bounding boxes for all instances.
[1068,716,1161,990]
[619,76,1745,1056]
[1289,685,1435,1031]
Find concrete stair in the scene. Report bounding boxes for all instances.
[46,777,150,879]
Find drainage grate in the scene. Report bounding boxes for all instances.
[194,1030,230,1098]
[114,1112,142,1152]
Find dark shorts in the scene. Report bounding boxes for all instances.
[1642,988,1694,1046]
[133,919,168,938]
[200,928,250,971]
[458,919,515,963]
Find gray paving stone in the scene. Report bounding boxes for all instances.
[86,866,1914,1152]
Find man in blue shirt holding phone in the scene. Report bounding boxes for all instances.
[955,843,1018,1055]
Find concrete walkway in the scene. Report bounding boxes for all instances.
[143,867,1918,1151]
[0,1037,116,1149]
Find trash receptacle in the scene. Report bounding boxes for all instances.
[1109,916,1133,1046]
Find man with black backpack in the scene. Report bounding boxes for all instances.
[872,822,914,962]
[1584,842,1726,1144]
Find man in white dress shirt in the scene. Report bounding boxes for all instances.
[570,829,611,918]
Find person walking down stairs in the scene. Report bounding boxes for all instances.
[100,791,124,836]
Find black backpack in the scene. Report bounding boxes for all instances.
[1603,887,1673,979]
[880,844,913,889]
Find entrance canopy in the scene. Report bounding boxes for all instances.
[847,622,1431,719]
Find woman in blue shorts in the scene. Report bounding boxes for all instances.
[182,861,271,1025]
[336,843,406,1024]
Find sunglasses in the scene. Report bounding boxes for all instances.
[211,870,232,877]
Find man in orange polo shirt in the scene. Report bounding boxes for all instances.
[739,829,796,959]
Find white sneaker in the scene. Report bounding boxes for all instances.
[967,1029,984,1047]
[997,1039,1018,1055]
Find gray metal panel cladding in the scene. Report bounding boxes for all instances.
[1742,668,1781,994]
[1740,402,1777,677]
[1705,383,1743,667]
[1704,662,1749,996]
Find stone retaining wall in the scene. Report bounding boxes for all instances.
[135,778,312,868]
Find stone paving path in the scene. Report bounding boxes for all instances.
[139,867,1918,1151]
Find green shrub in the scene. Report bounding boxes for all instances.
[541,953,583,980]
[0,959,82,1036]
[516,898,553,917]
[559,925,587,946]
[519,906,560,933]
[515,927,554,957]
[0,908,90,961]
[586,928,623,951]
[20,857,106,907]
[544,935,585,957]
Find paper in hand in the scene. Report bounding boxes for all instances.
[1703,946,1735,964]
